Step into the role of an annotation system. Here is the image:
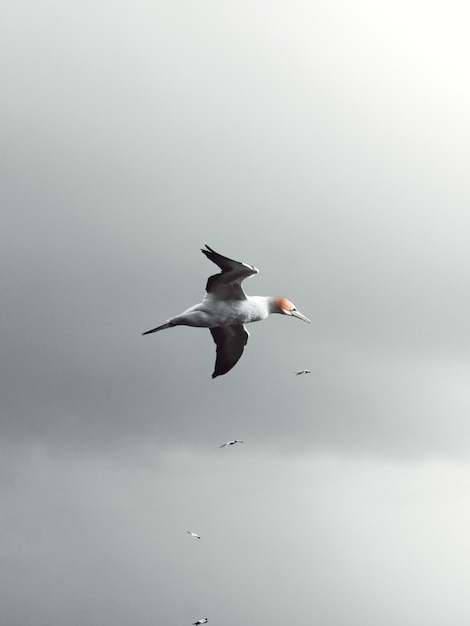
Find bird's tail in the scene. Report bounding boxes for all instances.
[142,322,171,335]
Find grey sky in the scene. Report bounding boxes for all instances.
[2,0,470,624]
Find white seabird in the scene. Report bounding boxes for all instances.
[187,531,201,539]
[220,440,244,448]
[143,245,310,378]
[295,369,311,375]
[193,619,208,625]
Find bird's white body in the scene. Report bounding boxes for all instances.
[174,295,271,328]
[187,531,201,539]
[143,246,310,378]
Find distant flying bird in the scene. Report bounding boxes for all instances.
[187,531,201,539]
[193,619,208,625]
[295,369,311,375]
[143,245,310,378]
[220,440,244,448]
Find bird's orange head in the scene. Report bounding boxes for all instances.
[272,297,311,323]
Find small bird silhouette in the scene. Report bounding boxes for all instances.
[187,531,201,539]
[220,440,244,448]
[193,619,208,625]
[295,369,311,375]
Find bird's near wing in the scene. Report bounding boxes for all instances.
[210,325,249,378]
[201,245,259,300]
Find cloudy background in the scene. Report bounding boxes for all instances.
[2,0,470,624]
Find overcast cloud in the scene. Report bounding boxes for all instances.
[2,1,470,624]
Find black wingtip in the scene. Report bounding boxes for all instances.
[202,244,217,257]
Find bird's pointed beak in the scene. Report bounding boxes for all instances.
[291,309,311,323]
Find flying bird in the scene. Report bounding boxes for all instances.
[187,531,201,539]
[220,440,244,448]
[193,619,208,625]
[143,245,310,378]
[295,369,311,375]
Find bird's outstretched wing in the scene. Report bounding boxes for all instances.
[202,245,258,300]
[210,325,249,378]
